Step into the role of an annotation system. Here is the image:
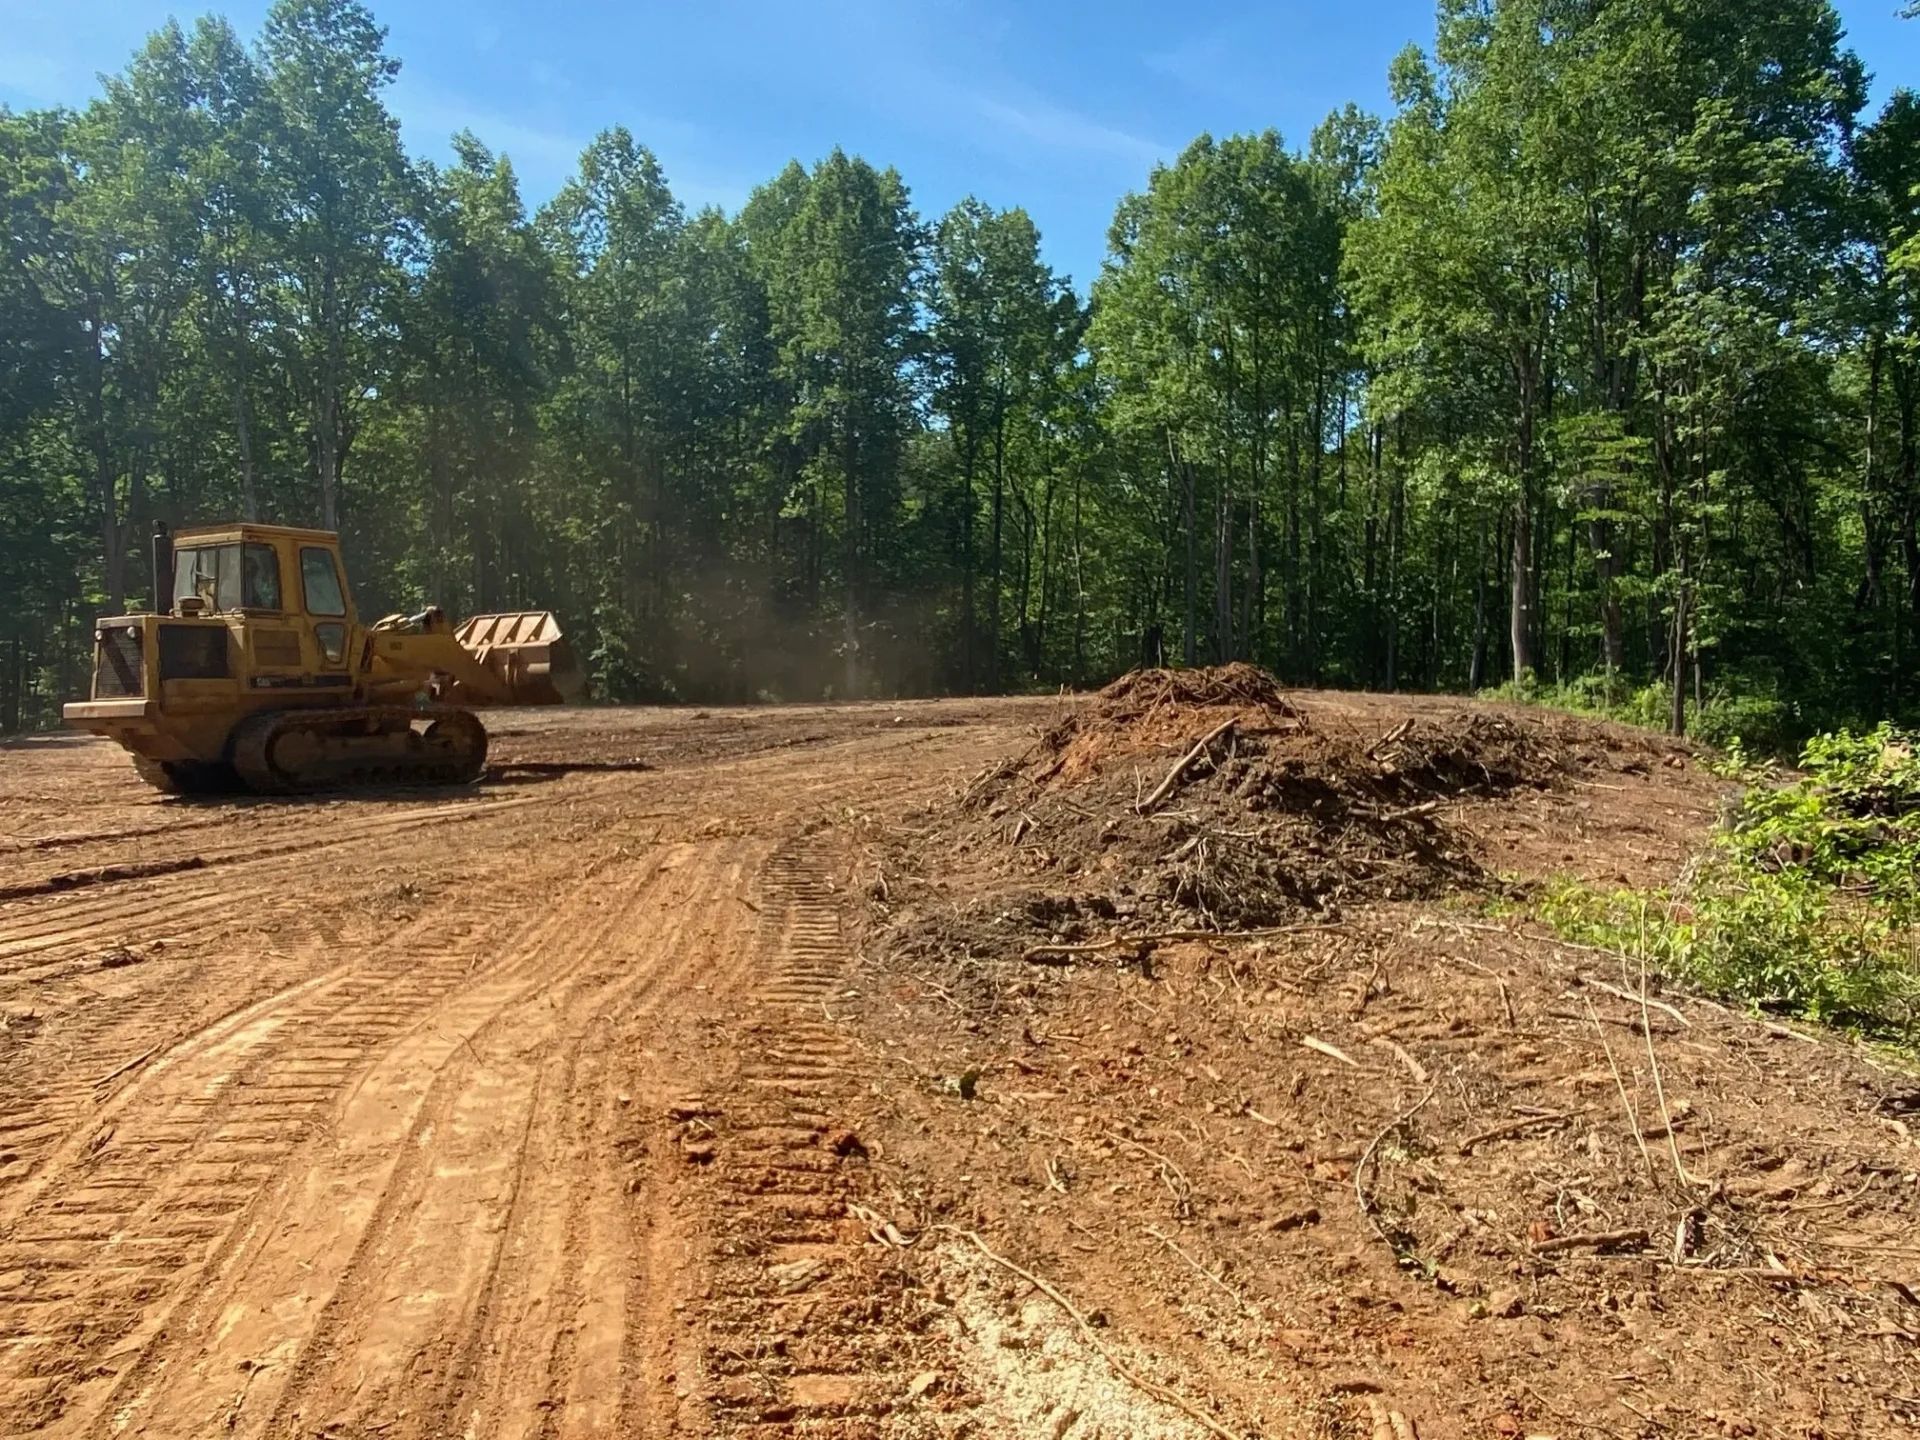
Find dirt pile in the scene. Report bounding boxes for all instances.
[896,666,1589,957]
[1027,662,1307,785]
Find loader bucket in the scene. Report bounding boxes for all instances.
[453,611,588,706]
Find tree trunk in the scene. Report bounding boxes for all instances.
[1,631,22,734]
[959,431,977,690]
[989,411,1006,690]
[235,361,258,523]
[85,311,125,615]
[1386,450,1403,691]
[1509,494,1534,682]
[1245,493,1263,668]
[1669,569,1689,738]
[1214,471,1232,663]
[1469,512,1489,692]
[843,419,861,698]
[1071,465,1086,684]
[1171,431,1196,667]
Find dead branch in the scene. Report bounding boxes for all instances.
[1023,937,1137,962]
[1110,1131,1194,1213]
[1136,718,1237,814]
[1021,922,1327,964]
[944,1228,1244,1440]
[1457,1112,1571,1155]
[1578,975,1689,1027]
[1763,1022,1822,1045]
[1671,1265,1806,1285]
[1369,1037,1430,1085]
[1300,1035,1363,1068]
[1145,1225,1251,1315]
[1531,1227,1651,1255]
[1368,718,1416,757]
[1637,946,1699,1190]
[92,1046,156,1091]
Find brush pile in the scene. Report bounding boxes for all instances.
[879,666,1583,961]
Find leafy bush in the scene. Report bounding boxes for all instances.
[1479,671,1801,755]
[1538,725,1920,1039]
[1689,691,1797,754]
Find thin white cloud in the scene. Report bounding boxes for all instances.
[392,76,749,215]
[393,79,589,180]
[969,93,1168,168]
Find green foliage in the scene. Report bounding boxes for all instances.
[1481,672,1802,754]
[1540,726,1920,1039]
[1,0,1916,728]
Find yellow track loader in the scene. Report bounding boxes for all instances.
[64,521,585,794]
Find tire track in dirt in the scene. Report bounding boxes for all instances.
[696,835,941,1438]
[424,843,762,1440]
[0,723,1032,1439]
[232,838,749,1440]
[0,794,542,955]
[0,851,615,1436]
[0,931,339,1208]
[0,792,603,1206]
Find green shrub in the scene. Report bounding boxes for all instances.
[1537,724,1920,1040]
[1690,691,1797,753]
[1479,670,1803,756]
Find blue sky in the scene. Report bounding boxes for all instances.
[2,1,1914,291]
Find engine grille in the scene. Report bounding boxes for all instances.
[94,627,145,698]
[158,623,231,680]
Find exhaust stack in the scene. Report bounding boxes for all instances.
[151,521,172,616]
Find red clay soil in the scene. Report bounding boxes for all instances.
[846,670,1920,1439]
[1,684,1915,1440]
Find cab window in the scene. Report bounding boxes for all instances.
[172,543,281,611]
[301,547,348,617]
[242,545,281,609]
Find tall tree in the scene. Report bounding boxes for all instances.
[258,0,409,530]
[928,199,1077,688]
[743,151,920,696]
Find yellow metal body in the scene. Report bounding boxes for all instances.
[63,523,582,785]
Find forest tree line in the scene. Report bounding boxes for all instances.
[1,0,1915,745]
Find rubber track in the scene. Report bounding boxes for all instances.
[232,706,487,794]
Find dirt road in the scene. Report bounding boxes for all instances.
[4,693,1918,1439]
[0,701,1042,1439]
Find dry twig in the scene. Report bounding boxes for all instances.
[1369,1037,1430,1084]
[1586,998,1657,1182]
[1638,941,1700,1189]
[1531,1227,1650,1255]
[1022,923,1324,964]
[1300,1035,1363,1068]
[1457,1111,1571,1155]
[92,1046,156,1090]
[1579,975,1689,1026]
[1136,718,1237,813]
[1145,1225,1251,1314]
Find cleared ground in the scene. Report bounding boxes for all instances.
[0,695,1915,1438]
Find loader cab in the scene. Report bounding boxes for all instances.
[165,524,363,686]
